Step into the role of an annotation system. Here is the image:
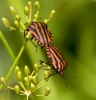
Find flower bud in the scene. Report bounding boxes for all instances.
[45,87,51,96]
[24,77,30,86]
[2,18,11,28]
[26,19,31,25]
[34,1,40,10]
[34,14,38,20]
[24,6,30,16]
[0,77,8,86]
[29,75,33,81]
[24,30,31,40]
[34,63,39,73]
[10,6,18,15]
[38,64,45,69]
[15,15,21,22]
[14,85,20,94]
[16,71,21,81]
[14,20,20,28]
[30,83,37,93]
[49,10,55,18]
[44,10,55,24]
[24,65,30,75]
[44,19,48,24]
[15,66,20,75]
[32,76,37,85]
[46,66,51,75]
[28,2,32,7]
[33,19,37,22]
[44,70,49,81]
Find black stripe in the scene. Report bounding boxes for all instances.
[28,22,53,46]
[37,22,46,44]
[28,24,40,39]
[50,45,64,63]
[45,45,67,73]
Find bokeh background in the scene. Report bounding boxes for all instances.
[0,0,96,100]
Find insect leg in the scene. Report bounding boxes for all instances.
[30,38,38,52]
[44,71,58,80]
[39,60,51,65]
[41,46,44,51]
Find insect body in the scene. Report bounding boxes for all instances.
[24,22,53,50]
[45,45,67,77]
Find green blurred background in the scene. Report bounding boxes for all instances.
[0,0,96,100]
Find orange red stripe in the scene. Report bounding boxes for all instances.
[45,45,67,77]
[24,21,67,77]
[25,22,53,46]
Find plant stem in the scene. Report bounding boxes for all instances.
[0,40,28,90]
[20,20,26,29]
[0,31,15,61]
[36,79,47,89]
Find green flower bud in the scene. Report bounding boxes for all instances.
[15,15,21,22]
[14,85,20,94]
[46,66,51,75]
[14,20,20,28]
[29,75,33,81]
[34,64,39,73]
[38,64,45,69]
[26,19,31,24]
[44,70,49,80]
[28,1,32,7]
[44,19,48,24]
[15,66,20,75]
[34,14,38,20]
[30,83,37,93]
[2,18,11,28]
[34,1,40,10]
[10,6,18,15]
[24,65,30,75]
[24,77,30,86]
[24,6,30,16]
[33,19,37,22]
[0,77,8,86]
[32,76,37,85]
[44,10,55,24]
[45,87,51,96]
[49,10,55,18]
[16,71,21,81]
[24,30,32,40]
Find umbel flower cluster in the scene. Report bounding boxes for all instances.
[1,64,51,99]
[1,1,55,99]
[2,1,55,32]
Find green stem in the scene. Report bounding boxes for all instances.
[36,94,45,96]
[36,79,47,89]
[0,31,15,61]
[29,2,32,22]
[19,81,27,91]
[0,40,28,90]
[20,20,26,29]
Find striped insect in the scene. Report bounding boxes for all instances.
[44,45,67,77]
[24,22,53,51]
